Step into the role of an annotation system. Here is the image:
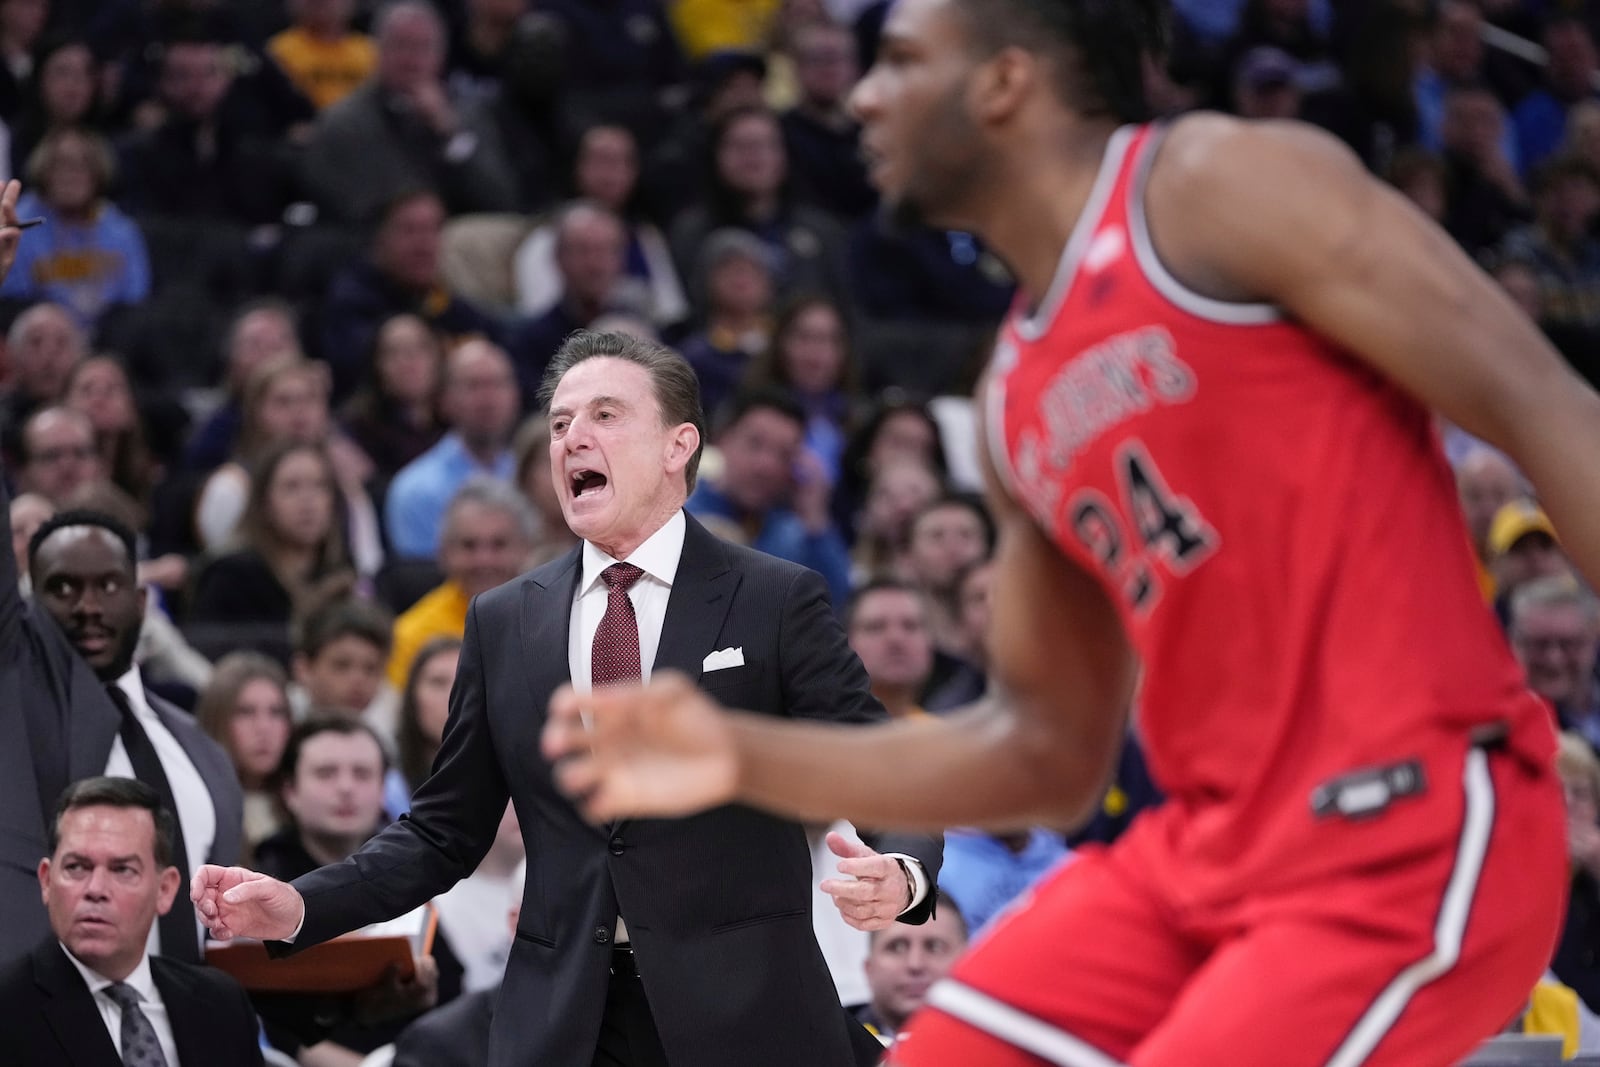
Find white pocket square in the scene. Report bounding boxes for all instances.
[702,647,745,672]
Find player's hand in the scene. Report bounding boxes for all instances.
[191,864,304,942]
[541,672,740,822]
[819,831,913,931]
[0,179,23,281]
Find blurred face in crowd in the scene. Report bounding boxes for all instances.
[31,525,144,682]
[1539,173,1600,245]
[862,459,939,546]
[1440,87,1503,161]
[40,805,179,983]
[39,43,94,124]
[412,645,460,745]
[848,587,934,696]
[717,405,802,515]
[1495,531,1572,598]
[1512,600,1600,710]
[1455,450,1522,556]
[717,111,786,201]
[21,408,101,504]
[707,252,773,318]
[548,357,699,559]
[375,194,446,292]
[869,409,938,476]
[66,357,137,436]
[794,22,858,109]
[40,130,102,215]
[297,635,386,715]
[440,500,529,597]
[377,5,444,94]
[375,314,442,408]
[10,491,53,580]
[1431,0,1483,81]
[1546,20,1598,100]
[229,677,293,787]
[161,40,232,122]
[0,0,48,51]
[556,207,626,311]
[864,906,967,1031]
[283,730,386,846]
[291,0,356,36]
[229,308,301,393]
[781,302,846,394]
[957,558,993,666]
[469,0,528,28]
[575,126,638,211]
[265,447,337,550]
[257,367,330,445]
[441,341,519,448]
[9,303,82,399]
[907,502,987,592]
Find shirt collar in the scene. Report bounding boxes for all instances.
[59,942,157,1002]
[112,666,149,718]
[580,510,686,596]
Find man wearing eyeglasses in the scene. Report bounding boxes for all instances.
[1510,575,1600,746]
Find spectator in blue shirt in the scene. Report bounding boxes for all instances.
[1514,15,1600,178]
[687,386,852,608]
[385,338,520,559]
[1,126,149,333]
[937,828,1072,935]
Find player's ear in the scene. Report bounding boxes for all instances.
[972,46,1036,125]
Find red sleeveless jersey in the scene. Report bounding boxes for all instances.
[988,124,1552,890]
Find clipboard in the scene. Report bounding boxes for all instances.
[204,903,439,994]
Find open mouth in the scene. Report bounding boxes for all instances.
[569,469,608,499]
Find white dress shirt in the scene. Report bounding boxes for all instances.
[106,666,217,956]
[60,945,181,1067]
[568,509,686,695]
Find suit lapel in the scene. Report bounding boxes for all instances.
[35,942,121,1066]
[521,547,581,721]
[651,515,738,681]
[152,957,208,1067]
[66,653,118,786]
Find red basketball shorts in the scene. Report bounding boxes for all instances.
[890,735,1566,1067]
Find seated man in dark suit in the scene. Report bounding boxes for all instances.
[0,776,263,1066]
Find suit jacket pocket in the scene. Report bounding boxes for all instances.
[710,907,806,934]
[514,928,555,948]
[699,661,759,692]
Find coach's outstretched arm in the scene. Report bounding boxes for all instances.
[543,453,1138,833]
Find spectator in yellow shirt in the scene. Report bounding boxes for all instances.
[386,478,535,689]
[268,0,376,111]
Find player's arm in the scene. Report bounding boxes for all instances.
[1152,114,1600,589]
[544,445,1137,832]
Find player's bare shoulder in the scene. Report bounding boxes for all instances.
[1148,113,1381,306]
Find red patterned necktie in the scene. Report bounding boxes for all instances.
[592,563,645,688]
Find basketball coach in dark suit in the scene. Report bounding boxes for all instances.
[195,330,943,1067]
[0,776,263,1067]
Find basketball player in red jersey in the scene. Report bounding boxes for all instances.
[540,1,1600,1064]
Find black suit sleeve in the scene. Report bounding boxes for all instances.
[286,596,511,949]
[775,566,943,922]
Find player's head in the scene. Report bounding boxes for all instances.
[850,0,1166,228]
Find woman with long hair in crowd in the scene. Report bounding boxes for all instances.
[196,651,295,862]
[188,440,355,630]
[394,636,463,805]
[339,312,446,487]
[63,354,158,509]
[744,292,859,483]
